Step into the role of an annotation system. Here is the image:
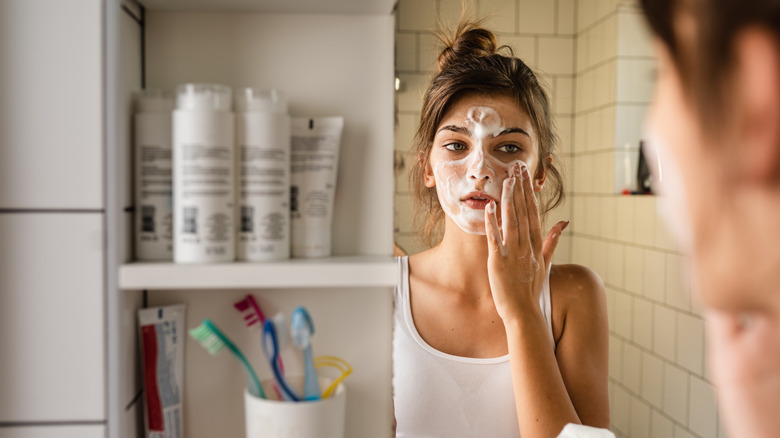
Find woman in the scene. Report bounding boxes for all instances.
[393,20,610,437]
[641,1,780,437]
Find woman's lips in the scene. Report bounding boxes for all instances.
[460,192,495,210]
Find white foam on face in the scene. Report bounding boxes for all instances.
[433,105,526,235]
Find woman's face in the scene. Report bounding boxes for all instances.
[424,93,544,235]
[644,42,705,253]
[645,37,777,311]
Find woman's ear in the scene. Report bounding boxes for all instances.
[420,152,436,188]
[533,156,552,192]
[733,27,780,183]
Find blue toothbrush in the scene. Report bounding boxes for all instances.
[263,318,301,401]
[291,306,321,400]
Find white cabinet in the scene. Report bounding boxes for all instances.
[0,214,105,422]
[106,1,397,437]
[0,0,103,210]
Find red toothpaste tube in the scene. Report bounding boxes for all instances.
[139,305,186,438]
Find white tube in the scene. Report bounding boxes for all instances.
[134,90,175,261]
[235,89,291,261]
[138,304,186,438]
[290,117,344,258]
[173,83,235,263]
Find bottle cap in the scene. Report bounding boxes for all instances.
[134,89,175,112]
[235,88,288,114]
[176,83,232,112]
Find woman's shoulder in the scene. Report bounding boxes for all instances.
[549,263,606,310]
[548,263,608,342]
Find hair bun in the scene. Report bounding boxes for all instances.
[437,22,498,72]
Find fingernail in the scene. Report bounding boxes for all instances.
[487,201,496,213]
[562,220,570,231]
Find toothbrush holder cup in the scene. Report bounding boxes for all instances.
[244,376,346,438]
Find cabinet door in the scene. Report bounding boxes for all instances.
[0,0,103,209]
[0,425,105,438]
[0,214,105,421]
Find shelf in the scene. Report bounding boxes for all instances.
[138,0,396,15]
[119,255,398,290]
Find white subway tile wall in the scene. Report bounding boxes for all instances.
[393,1,720,436]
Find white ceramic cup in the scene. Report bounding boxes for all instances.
[244,376,346,438]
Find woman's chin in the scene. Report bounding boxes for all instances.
[454,221,488,236]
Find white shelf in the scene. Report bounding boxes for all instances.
[119,255,398,289]
[138,0,396,15]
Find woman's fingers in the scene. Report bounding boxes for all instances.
[521,164,542,254]
[501,173,518,246]
[485,200,504,255]
[511,163,530,249]
[542,220,569,267]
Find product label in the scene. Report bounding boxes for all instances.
[140,312,183,438]
[291,135,338,219]
[239,145,289,244]
[289,117,342,258]
[236,112,291,261]
[135,113,174,261]
[172,111,234,263]
[179,144,233,247]
[181,144,232,198]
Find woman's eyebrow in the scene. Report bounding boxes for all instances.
[437,125,470,135]
[436,125,531,139]
[496,127,531,138]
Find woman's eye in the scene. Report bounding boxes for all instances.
[497,144,521,153]
[444,142,467,151]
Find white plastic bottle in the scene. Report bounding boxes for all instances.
[134,90,175,261]
[235,89,291,261]
[172,83,235,263]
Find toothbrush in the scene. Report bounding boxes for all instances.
[263,315,301,401]
[233,293,267,328]
[291,306,321,400]
[188,318,266,399]
[233,294,285,399]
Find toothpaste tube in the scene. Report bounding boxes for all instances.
[139,305,186,438]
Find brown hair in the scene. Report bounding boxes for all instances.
[640,0,780,127]
[410,20,564,245]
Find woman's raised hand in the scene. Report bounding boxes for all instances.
[485,162,568,322]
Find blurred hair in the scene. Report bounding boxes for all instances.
[641,0,780,128]
[410,18,564,245]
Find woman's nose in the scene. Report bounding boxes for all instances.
[468,154,494,181]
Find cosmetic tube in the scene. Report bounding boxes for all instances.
[290,117,344,258]
[139,304,186,438]
[235,89,291,261]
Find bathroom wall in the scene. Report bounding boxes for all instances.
[393,0,726,437]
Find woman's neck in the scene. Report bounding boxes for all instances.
[425,221,493,297]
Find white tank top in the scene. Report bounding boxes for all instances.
[393,256,555,438]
